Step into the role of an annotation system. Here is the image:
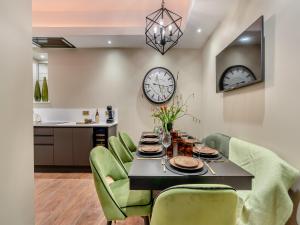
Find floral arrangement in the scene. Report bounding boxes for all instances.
[152,94,200,132]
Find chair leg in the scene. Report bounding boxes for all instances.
[143,216,150,225]
[107,221,112,225]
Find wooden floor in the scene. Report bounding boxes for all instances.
[35,173,144,225]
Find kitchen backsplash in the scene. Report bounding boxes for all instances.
[33,108,118,123]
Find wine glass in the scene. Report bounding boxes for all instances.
[162,131,172,158]
[157,126,163,143]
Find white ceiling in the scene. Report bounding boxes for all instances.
[32,0,235,49]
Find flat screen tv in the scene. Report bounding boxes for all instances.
[216,16,265,92]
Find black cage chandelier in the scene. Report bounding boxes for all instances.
[145,0,183,55]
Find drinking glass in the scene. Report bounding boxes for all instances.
[162,131,172,157]
[154,125,160,135]
[162,131,171,148]
[157,126,164,143]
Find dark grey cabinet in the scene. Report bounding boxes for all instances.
[34,145,54,165]
[53,128,73,166]
[34,125,117,170]
[73,128,93,166]
[34,128,54,166]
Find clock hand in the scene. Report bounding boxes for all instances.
[151,82,165,99]
[150,86,161,97]
[152,83,169,88]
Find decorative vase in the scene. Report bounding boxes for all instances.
[166,122,173,132]
[34,80,41,102]
[41,77,48,102]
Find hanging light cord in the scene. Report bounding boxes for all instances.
[161,0,165,8]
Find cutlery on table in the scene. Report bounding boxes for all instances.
[161,156,166,173]
[204,161,216,175]
[206,160,226,163]
[137,157,161,160]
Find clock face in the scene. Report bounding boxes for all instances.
[221,65,256,91]
[143,67,176,104]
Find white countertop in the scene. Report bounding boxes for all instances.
[33,121,118,128]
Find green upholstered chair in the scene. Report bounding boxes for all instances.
[229,137,300,225]
[202,133,231,158]
[150,184,238,225]
[119,132,137,154]
[90,146,152,225]
[108,136,133,173]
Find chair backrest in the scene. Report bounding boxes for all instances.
[119,132,137,153]
[229,137,300,224]
[90,146,128,221]
[109,136,133,168]
[150,184,238,225]
[202,133,231,158]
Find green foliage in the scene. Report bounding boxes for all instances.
[41,77,48,102]
[152,94,200,132]
[34,80,41,102]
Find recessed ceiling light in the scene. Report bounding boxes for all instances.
[108,40,112,45]
[40,55,45,59]
[240,36,251,42]
[197,28,202,33]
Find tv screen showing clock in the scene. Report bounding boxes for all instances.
[216,16,265,92]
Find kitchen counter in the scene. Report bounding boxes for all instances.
[33,121,118,128]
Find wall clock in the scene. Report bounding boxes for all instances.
[143,67,176,104]
[220,65,256,91]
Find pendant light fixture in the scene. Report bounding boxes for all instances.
[145,0,183,55]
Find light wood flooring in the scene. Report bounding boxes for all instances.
[35,173,144,225]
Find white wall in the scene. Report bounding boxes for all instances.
[0,0,34,224]
[34,48,202,141]
[201,1,300,223]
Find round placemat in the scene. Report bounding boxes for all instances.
[136,149,166,158]
[142,133,158,138]
[165,160,208,176]
[194,153,223,160]
[140,138,160,145]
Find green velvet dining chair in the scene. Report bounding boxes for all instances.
[202,133,231,158]
[108,136,133,173]
[119,132,137,154]
[150,184,238,225]
[90,146,152,225]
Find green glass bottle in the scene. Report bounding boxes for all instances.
[34,80,41,102]
[41,77,48,102]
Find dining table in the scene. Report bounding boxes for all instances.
[128,132,254,191]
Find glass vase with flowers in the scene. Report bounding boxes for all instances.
[152,94,201,156]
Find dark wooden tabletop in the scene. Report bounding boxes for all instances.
[129,133,254,191]
[129,156,254,190]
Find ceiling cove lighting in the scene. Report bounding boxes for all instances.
[145,0,183,55]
